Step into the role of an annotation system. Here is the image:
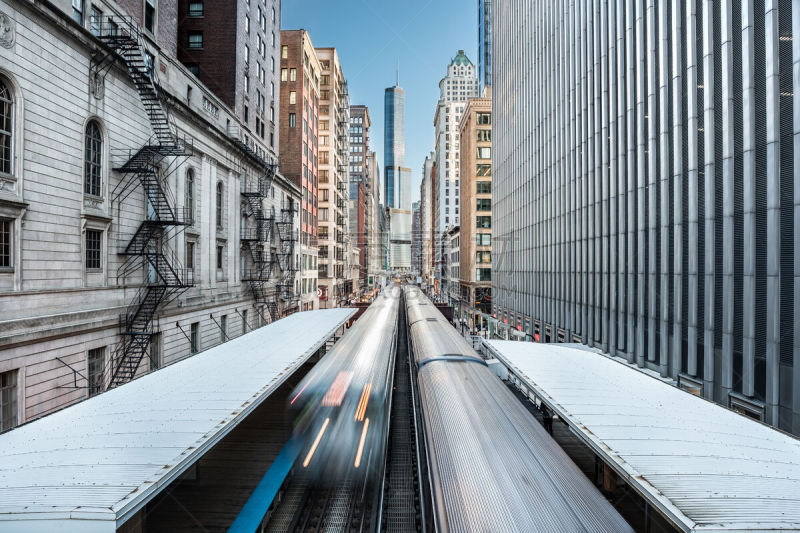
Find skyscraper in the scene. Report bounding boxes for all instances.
[384,80,411,271]
[478,0,492,89]
[493,0,800,434]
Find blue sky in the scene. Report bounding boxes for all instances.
[282,0,478,204]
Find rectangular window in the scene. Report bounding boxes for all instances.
[289,113,296,127]
[242,310,248,333]
[477,233,491,246]
[281,45,288,59]
[476,216,491,229]
[0,219,12,270]
[85,229,102,270]
[149,332,162,370]
[186,241,195,270]
[187,31,203,49]
[477,268,492,282]
[289,91,296,104]
[477,147,491,159]
[281,68,288,82]
[476,251,491,264]
[72,0,83,24]
[190,322,199,353]
[87,347,105,397]
[476,180,491,193]
[188,0,203,17]
[477,129,491,142]
[220,315,227,343]
[476,112,491,125]
[216,244,223,269]
[144,0,156,33]
[0,370,17,432]
[89,5,102,35]
[476,198,491,211]
[290,68,297,81]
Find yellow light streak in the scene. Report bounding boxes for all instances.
[354,418,370,468]
[302,417,330,468]
[354,381,373,422]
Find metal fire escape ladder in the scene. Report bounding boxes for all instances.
[96,16,193,389]
[276,200,299,311]
[232,126,282,322]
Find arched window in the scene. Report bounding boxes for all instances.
[216,182,223,228]
[0,79,13,176]
[84,120,103,196]
[185,169,195,222]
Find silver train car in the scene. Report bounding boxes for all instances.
[404,286,633,533]
[289,285,400,483]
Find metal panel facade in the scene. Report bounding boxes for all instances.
[492,0,800,434]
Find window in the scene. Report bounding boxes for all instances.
[476,216,491,229]
[187,31,203,49]
[83,121,103,197]
[477,268,492,282]
[185,169,194,221]
[477,129,491,142]
[216,244,223,269]
[190,322,199,353]
[0,79,12,176]
[477,112,491,125]
[244,44,249,65]
[216,182,223,228]
[281,68,288,82]
[477,251,491,264]
[289,91,296,104]
[477,147,491,159]
[72,0,83,24]
[189,0,203,16]
[476,180,491,193]
[220,315,227,343]
[0,219,11,270]
[0,370,17,432]
[87,347,105,397]
[320,208,328,221]
[186,241,195,270]
[144,0,156,33]
[289,113,296,127]
[290,68,297,82]
[150,332,162,370]
[89,5,103,35]
[187,64,200,76]
[242,310,249,333]
[477,233,491,246]
[85,229,102,270]
[476,198,491,211]
[281,45,288,59]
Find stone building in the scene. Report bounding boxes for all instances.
[458,87,492,328]
[315,48,349,307]
[349,105,371,284]
[0,0,299,430]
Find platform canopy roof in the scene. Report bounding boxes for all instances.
[0,308,355,533]
[486,340,800,532]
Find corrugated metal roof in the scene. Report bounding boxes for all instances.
[486,341,800,532]
[0,308,355,533]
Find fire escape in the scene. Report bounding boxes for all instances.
[92,17,193,388]
[239,153,279,323]
[276,199,299,313]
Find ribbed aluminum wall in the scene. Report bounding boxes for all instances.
[492,0,800,434]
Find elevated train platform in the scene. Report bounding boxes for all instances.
[486,340,800,532]
[0,308,355,533]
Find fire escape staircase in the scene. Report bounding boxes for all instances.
[276,200,299,310]
[93,17,193,388]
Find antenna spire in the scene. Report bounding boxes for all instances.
[396,60,399,86]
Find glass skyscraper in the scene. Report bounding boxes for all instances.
[478,0,492,89]
[384,85,406,209]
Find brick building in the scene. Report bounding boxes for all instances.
[279,29,320,310]
[177,0,281,152]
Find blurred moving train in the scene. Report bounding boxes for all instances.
[404,285,633,533]
[288,285,400,484]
